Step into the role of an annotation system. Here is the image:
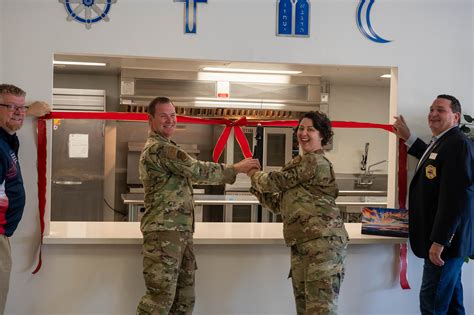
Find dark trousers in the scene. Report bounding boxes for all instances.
[420,258,465,315]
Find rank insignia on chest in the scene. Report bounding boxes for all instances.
[425,165,437,179]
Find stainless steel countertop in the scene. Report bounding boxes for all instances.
[338,190,386,196]
[121,193,387,207]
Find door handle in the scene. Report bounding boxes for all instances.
[53,180,82,185]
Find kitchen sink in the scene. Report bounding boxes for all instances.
[336,195,387,203]
[335,174,388,223]
[336,173,387,194]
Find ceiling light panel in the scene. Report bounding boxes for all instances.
[202,67,302,75]
[53,61,107,67]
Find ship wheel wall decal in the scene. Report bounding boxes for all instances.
[60,0,117,29]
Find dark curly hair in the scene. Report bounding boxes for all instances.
[297,111,333,146]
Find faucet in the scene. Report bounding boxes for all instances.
[366,160,388,176]
[356,159,388,187]
[360,143,369,171]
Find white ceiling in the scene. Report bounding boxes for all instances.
[54,53,392,87]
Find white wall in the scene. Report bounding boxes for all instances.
[327,85,390,174]
[7,242,473,315]
[7,244,293,315]
[1,0,473,313]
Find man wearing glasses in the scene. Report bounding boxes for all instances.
[0,84,50,314]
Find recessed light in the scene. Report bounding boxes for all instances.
[53,61,107,67]
[201,67,302,75]
[380,74,391,78]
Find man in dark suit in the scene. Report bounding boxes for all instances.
[393,94,474,315]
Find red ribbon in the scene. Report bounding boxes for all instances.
[210,119,394,162]
[399,243,411,289]
[212,117,252,162]
[34,111,410,290]
[43,112,394,162]
[43,112,149,121]
[398,141,408,209]
[33,119,47,274]
[397,140,410,289]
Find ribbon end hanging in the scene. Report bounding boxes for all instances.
[399,243,411,290]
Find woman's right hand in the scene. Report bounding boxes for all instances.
[233,158,261,174]
[247,168,259,177]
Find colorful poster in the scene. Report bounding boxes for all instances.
[361,207,408,237]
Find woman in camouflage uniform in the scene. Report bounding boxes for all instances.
[248,111,348,315]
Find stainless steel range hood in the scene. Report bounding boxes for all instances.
[120,68,322,119]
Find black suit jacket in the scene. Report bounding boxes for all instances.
[408,127,474,258]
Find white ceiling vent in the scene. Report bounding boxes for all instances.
[53,88,106,112]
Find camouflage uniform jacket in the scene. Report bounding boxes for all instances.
[250,150,348,246]
[139,131,237,233]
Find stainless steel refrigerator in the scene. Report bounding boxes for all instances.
[51,88,106,221]
[51,119,105,221]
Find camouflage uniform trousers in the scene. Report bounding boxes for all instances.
[290,236,347,315]
[137,231,197,315]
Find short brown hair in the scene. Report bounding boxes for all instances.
[0,84,26,97]
[147,97,173,117]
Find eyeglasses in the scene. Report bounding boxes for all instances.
[0,103,29,113]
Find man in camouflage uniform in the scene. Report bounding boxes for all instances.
[248,111,348,315]
[136,97,260,315]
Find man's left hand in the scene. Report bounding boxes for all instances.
[27,101,51,117]
[429,242,445,266]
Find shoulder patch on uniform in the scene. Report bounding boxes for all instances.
[162,146,179,160]
[177,150,189,162]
